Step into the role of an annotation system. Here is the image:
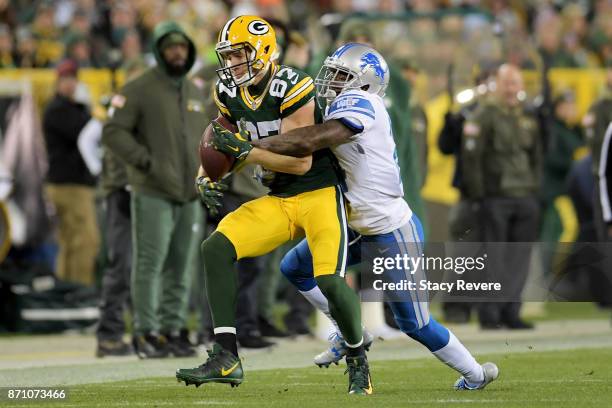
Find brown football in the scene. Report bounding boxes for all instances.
[199,116,238,182]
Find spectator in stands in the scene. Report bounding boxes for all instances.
[462,64,541,330]
[588,9,612,65]
[43,59,100,287]
[14,27,40,68]
[539,92,585,275]
[0,23,14,68]
[31,2,64,67]
[541,91,585,213]
[119,29,141,67]
[560,3,599,68]
[398,57,428,189]
[67,8,92,36]
[535,11,578,68]
[64,33,93,68]
[438,69,492,323]
[0,0,16,31]
[108,2,137,49]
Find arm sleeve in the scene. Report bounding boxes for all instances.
[101,87,150,171]
[325,93,376,133]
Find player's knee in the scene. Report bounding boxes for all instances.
[315,274,342,299]
[280,250,299,278]
[389,302,426,333]
[394,315,421,333]
[405,318,450,352]
[282,250,317,292]
[201,232,236,264]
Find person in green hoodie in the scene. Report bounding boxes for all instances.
[102,21,206,359]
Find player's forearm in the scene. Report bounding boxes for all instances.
[253,120,354,157]
[245,148,312,175]
[252,130,313,157]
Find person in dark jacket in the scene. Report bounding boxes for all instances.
[44,59,100,287]
[96,59,147,358]
[437,70,491,323]
[540,92,585,246]
[462,64,542,330]
[102,21,206,359]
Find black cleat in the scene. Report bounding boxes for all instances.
[164,329,197,357]
[96,339,133,358]
[133,332,169,359]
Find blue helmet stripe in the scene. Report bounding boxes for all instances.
[332,42,358,58]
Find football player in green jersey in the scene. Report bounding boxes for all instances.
[176,15,372,395]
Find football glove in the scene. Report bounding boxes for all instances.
[211,118,253,161]
[195,176,227,217]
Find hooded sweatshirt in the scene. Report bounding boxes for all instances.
[102,21,207,203]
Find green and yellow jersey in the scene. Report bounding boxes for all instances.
[213,63,340,197]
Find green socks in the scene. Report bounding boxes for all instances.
[201,232,238,329]
[316,274,363,345]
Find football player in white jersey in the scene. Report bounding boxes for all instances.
[212,43,498,391]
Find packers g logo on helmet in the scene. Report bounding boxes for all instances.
[248,20,269,35]
[215,16,277,88]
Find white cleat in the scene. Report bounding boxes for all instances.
[454,362,499,390]
[314,329,374,368]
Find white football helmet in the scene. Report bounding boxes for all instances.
[314,43,389,103]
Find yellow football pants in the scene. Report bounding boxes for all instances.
[217,186,347,277]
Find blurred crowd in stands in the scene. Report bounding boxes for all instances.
[0,0,609,71]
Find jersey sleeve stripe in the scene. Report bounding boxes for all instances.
[329,108,375,120]
[283,77,312,102]
[280,83,315,113]
[338,117,364,132]
[329,96,375,114]
[213,89,231,117]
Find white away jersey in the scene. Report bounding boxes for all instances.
[325,89,412,235]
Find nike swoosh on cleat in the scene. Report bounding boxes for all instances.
[221,362,239,376]
[227,146,239,152]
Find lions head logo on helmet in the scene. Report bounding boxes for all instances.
[314,43,389,104]
[359,52,386,85]
[215,16,277,88]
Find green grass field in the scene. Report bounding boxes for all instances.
[4,347,611,408]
